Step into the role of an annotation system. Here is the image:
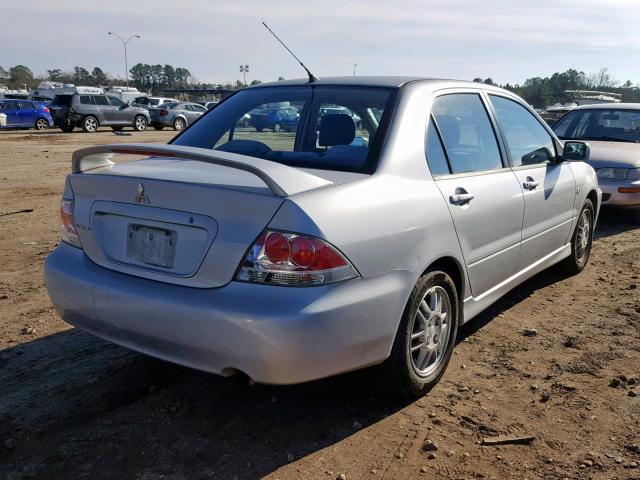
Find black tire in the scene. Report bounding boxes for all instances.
[34,118,49,131]
[133,115,148,132]
[383,270,459,398]
[81,115,99,133]
[255,127,263,132]
[273,122,281,132]
[561,199,594,274]
[111,126,124,132]
[60,124,75,133]
[153,125,164,131]
[173,117,186,131]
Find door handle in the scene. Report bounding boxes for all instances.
[450,193,475,205]
[523,177,539,190]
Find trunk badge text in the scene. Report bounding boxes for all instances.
[135,183,150,204]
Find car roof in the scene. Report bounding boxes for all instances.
[573,103,640,110]
[249,76,489,90]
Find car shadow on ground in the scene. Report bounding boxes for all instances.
[594,207,639,239]
[1,216,636,479]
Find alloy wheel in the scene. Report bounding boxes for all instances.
[575,208,591,263]
[408,285,452,377]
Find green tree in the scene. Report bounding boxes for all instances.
[47,69,62,81]
[163,64,176,87]
[0,66,8,80]
[9,65,34,88]
[91,67,108,85]
[73,66,91,85]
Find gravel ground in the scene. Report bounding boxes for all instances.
[0,128,638,480]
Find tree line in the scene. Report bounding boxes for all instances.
[474,67,640,108]
[2,63,639,107]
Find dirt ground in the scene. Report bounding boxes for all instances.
[0,128,639,480]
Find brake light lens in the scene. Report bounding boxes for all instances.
[236,230,358,286]
[159,109,169,116]
[60,199,82,248]
[43,107,50,113]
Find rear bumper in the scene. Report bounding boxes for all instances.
[600,180,640,207]
[150,117,175,127]
[44,243,414,384]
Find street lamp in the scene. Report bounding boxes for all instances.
[107,32,141,89]
[353,63,357,76]
[239,65,249,86]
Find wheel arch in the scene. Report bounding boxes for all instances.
[421,256,466,320]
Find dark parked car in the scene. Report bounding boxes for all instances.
[49,94,151,133]
[249,107,299,132]
[0,99,53,130]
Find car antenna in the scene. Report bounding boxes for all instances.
[262,22,318,83]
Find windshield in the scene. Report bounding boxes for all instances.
[172,85,397,173]
[553,108,640,143]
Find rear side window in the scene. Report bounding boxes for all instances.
[52,95,72,106]
[80,95,93,105]
[489,95,555,166]
[107,96,125,106]
[425,117,450,176]
[19,102,35,110]
[432,94,503,174]
[92,96,109,106]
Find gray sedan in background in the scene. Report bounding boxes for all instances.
[149,102,208,131]
[45,77,599,397]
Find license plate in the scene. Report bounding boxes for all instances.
[126,225,176,268]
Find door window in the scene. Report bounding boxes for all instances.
[432,94,503,174]
[92,96,109,106]
[107,96,125,107]
[79,95,93,105]
[19,102,35,110]
[425,116,451,176]
[489,95,556,166]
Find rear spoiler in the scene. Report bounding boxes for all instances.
[71,143,332,197]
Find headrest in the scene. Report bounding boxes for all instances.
[435,115,460,147]
[319,114,356,147]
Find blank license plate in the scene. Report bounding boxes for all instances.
[126,225,177,268]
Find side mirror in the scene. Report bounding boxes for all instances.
[562,141,590,161]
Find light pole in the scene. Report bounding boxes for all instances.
[239,65,249,86]
[108,32,141,89]
[353,63,357,76]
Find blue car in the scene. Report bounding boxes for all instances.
[249,107,299,132]
[0,99,53,130]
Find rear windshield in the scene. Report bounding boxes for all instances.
[172,85,397,173]
[51,95,72,106]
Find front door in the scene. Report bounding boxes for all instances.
[488,94,576,270]
[1,101,21,127]
[429,93,524,297]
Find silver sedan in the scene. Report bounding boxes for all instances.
[149,101,208,131]
[45,77,600,397]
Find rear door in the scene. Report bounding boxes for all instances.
[428,92,524,297]
[18,101,38,127]
[487,94,576,271]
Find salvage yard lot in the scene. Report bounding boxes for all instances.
[0,129,639,480]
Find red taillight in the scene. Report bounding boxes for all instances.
[43,107,50,113]
[59,198,82,248]
[290,236,315,267]
[236,230,357,286]
[159,109,169,116]
[264,232,290,263]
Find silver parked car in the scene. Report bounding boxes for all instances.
[149,102,207,131]
[553,103,640,211]
[45,77,600,397]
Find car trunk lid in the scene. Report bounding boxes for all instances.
[67,144,333,288]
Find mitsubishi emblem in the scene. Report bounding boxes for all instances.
[134,183,150,204]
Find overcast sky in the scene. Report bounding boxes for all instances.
[4,0,640,85]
